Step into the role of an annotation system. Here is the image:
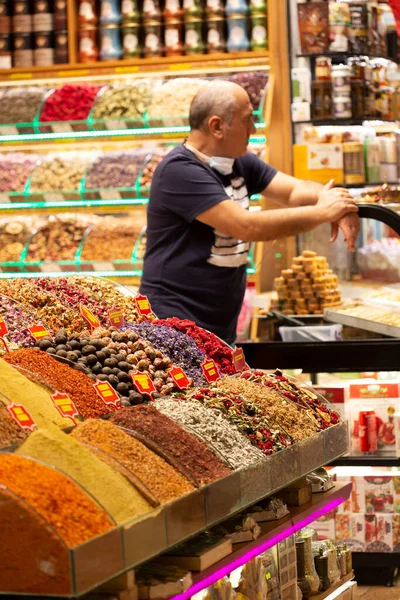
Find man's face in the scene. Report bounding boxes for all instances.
[221,93,256,158]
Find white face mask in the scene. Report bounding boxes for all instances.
[185,143,234,176]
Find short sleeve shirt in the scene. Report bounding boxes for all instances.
[140,144,277,344]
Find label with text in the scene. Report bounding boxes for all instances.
[232,346,247,373]
[93,380,121,409]
[6,403,36,431]
[168,366,190,390]
[108,306,125,328]
[79,304,101,330]
[51,391,79,422]
[130,371,155,397]
[28,324,52,341]
[135,294,153,317]
[201,359,221,383]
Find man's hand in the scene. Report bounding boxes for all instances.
[317,179,359,224]
[330,213,361,252]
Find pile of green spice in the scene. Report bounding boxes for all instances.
[4,349,112,419]
[71,419,195,504]
[0,401,28,449]
[0,454,114,547]
[110,405,232,485]
[17,426,152,525]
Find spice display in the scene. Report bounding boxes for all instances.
[111,404,232,485]
[81,216,146,261]
[154,317,235,375]
[0,453,114,546]
[147,78,204,122]
[85,151,148,190]
[0,293,49,351]
[139,147,171,189]
[25,214,92,261]
[0,358,73,430]
[0,278,88,334]
[0,400,28,448]
[71,419,194,503]
[0,217,36,261]
[271,251,342,315]
[0,486,71,595]
[155,397,265,468]
[92,80,153,121]
[39,84,101,122]
[5,349,112,419]
[0,86,46,123]
[226,72,268,113]
[30,155,90,192]
[125,321,206,385]
[187,386,292,455]
[217,377,319,442]
[17,425,153,524]
[136,230,147,260]
[71,276,143,323]
[0,153,39,192]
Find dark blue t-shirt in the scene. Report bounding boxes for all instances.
[140,144,277,344]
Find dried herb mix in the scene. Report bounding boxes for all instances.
[0,454,114,547]
[110,405,232,485]
[155,397,265,469]
[71,419,194,504]
[17,426,152,524]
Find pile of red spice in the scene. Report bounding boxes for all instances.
[39,84,101,122]
[154,317,235,375]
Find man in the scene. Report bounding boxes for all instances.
[140,81,360,345]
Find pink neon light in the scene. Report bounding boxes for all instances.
[169,497,344,600]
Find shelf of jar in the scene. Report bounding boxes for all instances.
[293,118,397,126]
[296,52,394,61]
[0,51,271,82]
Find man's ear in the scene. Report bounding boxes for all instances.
[208,115,224,139]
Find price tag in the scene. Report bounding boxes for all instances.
[51,391,79,422]
[79,304,100,331]
[51,122,73,134]
[168,366,190,390]
[28,324,52,341]
[201,359,221,383]
[0,315,9,338]
[109,306,125,328]
[105,119,127,130]
[130,371,155,398]
[232,346,247,373]
[93,379,122,409]
[100,188,121,201]
[6,403,36,431]
[135,294,153,317]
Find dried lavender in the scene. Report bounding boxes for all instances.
[122,322,206,386]
[0,295,45,351]
[155,397,265,469]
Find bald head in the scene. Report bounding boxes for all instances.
[189,81,250,131]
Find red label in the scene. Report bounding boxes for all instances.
[28,324,52,341]
[135,294,153,317]
[314,386,346,404]
[232,346,246,373]
[109,306,124,328]
[0,315,8,338]
[350,383,400,399]
[168,366,190,390]
[130,371,155,397]
[51,391,79,423]
[6,403,36,431]
[201,359,220,383]
[93,380,121,409]
[79,304,100,331]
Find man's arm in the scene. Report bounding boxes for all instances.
[196,182,358,243]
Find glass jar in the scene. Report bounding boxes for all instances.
[78,26,99,62]
[122,22,141,57]
[315,56,332,81]
[164,19,183,56]
[183,0,203,20]
[100,24,122,60]
[250,13,267,51]
[143,0,161,20]
[205,0,224,17]
[164,0,182,20]
[227,14,250,52]
[331,64,351,95]
[100,0,121,25]
[79,0,97,27]
[184,17,204,54]
[206,16,226,53]
[121,0,139,23]
[249,0,266,16]
[143,19,162,57]
[225,0,248,16]
[333,95,352,119]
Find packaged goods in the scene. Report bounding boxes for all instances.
[39,84,101,122]
[92,80,153,121]
[348,2,369,54]
[4,349,113,419]
[155,397,265,469]
[0,358,73,430]
[0,453,114,546]
[329,1,350,53]
[16,426,152,524]
[110,404,232,485]
[25,214,93,262]
[0,86,46,123]
[81,216,146,261]
[297,2,329,54]
[30,154,91,192]
[71,419,194,504]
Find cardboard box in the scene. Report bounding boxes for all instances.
[279,484,312,507]
[294,143,344,184]
[348,391,399,455]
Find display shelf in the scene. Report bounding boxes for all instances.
[331,456,400,467]
[312,573,355,600]
[167,483,352,600]
[293,118,397,126]
[296,52,393,61]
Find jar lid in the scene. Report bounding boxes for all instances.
[100,24,120,29]
[206,15,224,21]
[164,18,182,24]
[184,16,203,23]
[227,13,247,18]
[122,21,140,27]
[144,18,162,24]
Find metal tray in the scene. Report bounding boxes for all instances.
[324,307,400,338]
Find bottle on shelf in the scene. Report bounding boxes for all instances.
[143,0,161,21]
